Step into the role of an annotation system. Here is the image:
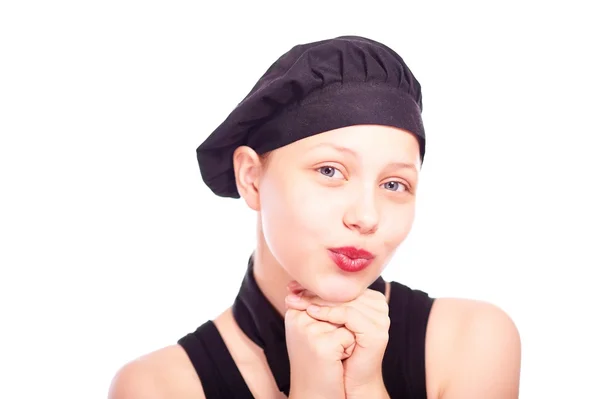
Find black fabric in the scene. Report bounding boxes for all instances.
[383,281,434,398]
[177,321,253,399]
[196,35,426,198]
[178,256,434,398]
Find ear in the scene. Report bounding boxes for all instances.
[233,146,263,211]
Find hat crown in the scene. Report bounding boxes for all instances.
[197,35,426,198]
[242,35,422,112]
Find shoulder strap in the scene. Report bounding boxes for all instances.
[178,321,254,399]
[382,281,434,399]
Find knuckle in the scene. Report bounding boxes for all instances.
[372,324,390,340]
[372,291,389,308]
[344,305,355,319]
[373,289,387,301]
[305,321,325,336]
[285,309,310,328]
[366,288,384,300]
[340,327,354,342]
[381,305,390,316]
[378,331,390,344]
[379,297,389,310]
[381,314,391,329]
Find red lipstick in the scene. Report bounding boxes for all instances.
[327,246,375,272]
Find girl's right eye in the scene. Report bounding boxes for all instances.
[317,165,344,179]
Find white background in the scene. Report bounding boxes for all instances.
[1,1,599,398]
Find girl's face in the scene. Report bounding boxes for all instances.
[239,124,421,303]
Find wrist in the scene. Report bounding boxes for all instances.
[289,391,333,399]
[289,383,341,399]
[345,377,390,399]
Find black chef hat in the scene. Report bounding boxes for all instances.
[197,35,426,198]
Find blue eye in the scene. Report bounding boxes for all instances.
[382,181,406,192]
[318,166,343,179]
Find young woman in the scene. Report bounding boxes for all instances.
[109,35,521,399]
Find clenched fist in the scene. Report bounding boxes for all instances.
[285,292,355,399]
[285,281,391,399]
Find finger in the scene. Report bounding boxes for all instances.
[285,293,310,310]
[285,305,346,333]
[307,304,374,335]
[285,293,331,312]
[290,295,387,326]
[358,289,389,313]
[285,308,333,331]
[285,294,349,311]
[347,294,391,327]
[343,341,356,359]
[286,296,387,330]
[341,301,387,328]
[327,327,355,359]
[284,289,322,310]
[295,289,387,313]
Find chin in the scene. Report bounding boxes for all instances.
[310,273,368,303]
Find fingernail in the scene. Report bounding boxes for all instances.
[308,305,320,313]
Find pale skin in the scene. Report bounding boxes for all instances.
[108,125,521,398]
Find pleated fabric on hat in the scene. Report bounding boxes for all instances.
[197,35,426,198]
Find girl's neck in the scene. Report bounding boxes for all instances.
[252,220,293,317]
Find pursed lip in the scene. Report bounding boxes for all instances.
[328,246,375,260]
[327,246,375,272]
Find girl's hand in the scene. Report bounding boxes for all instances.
[284,288,356,399]
[286,281,391,398]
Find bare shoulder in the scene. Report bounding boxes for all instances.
[108,345,205,399]
[425,298,521,399]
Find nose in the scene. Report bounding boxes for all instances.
[343,189,379,235]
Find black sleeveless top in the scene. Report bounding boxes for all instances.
[178,257,435,398]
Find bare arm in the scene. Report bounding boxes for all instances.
[107,345,206,399]
[440,302,521,399]
[108,360,162,399]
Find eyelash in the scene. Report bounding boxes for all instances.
[316,166,410,193]
[317,165,344,179]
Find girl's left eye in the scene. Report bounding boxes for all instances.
[381,181,407,192]
[318,166,344,179]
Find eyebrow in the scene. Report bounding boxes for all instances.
[386,162,418,172]
[308,142,418,172]
[309,142,358,156]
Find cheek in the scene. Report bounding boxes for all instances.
[380,204,416,250]
[259,174,339,263]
